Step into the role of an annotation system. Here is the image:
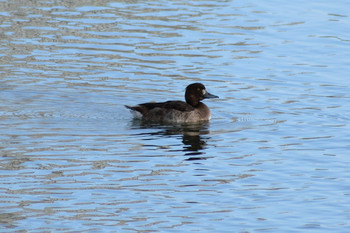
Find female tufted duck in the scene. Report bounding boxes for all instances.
[125,83,218,123]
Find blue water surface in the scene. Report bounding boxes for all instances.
[0,0,350,232]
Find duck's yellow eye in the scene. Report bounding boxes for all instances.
[197,88,201,91]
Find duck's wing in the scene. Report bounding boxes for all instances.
[125,101,193,115]
[162,101,194,112]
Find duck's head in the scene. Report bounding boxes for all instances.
[185,83,218,107]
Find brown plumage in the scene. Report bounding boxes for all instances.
[125,83,218,123]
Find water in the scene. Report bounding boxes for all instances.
[1,0,350,232]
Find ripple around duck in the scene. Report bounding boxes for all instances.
[1,0,350,232]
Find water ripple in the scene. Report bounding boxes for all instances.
[1,0,350,232]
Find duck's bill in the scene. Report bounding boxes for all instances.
[204,91,219,99]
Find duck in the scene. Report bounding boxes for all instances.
[125,83,218,123]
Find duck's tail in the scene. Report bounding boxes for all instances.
[125,105,133,110]
[125,105,145,118]
[125,105,145,114]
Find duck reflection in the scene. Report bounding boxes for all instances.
[181,123,210,160]
[130,119,211,160]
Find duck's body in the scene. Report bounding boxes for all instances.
[127,100,211,123]
[125,83,218,123]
